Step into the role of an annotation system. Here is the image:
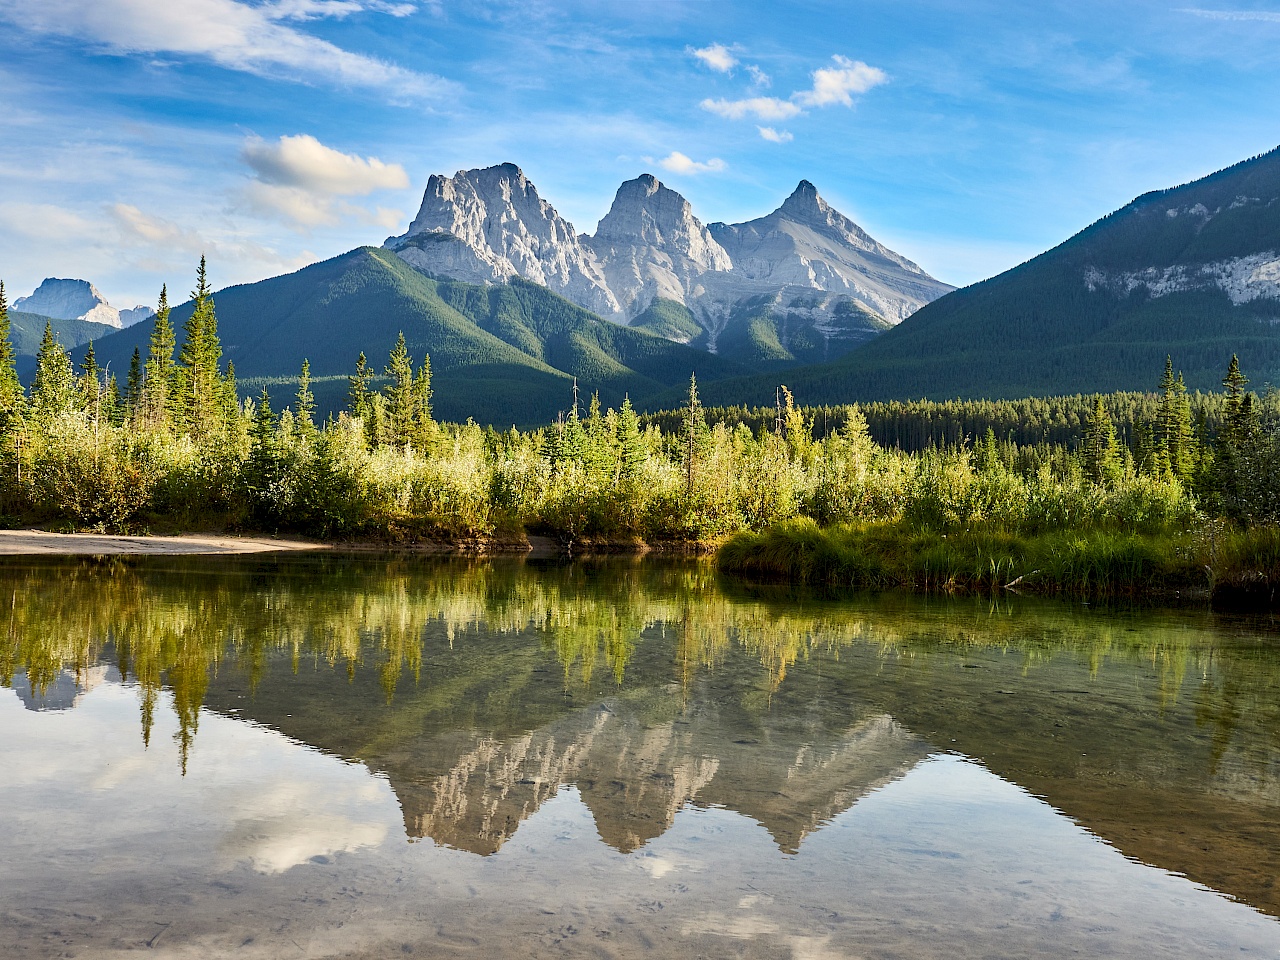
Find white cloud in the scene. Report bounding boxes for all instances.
[242,134,409,196]
[240,134,409,230]
[0,0,452,100]
[747,64,771,88]
[689,42,738,73]
[699,55,887,131]
[1181,7,1280,20]
[654,152,727,175]
[267,0,418,21]
[757,127,793,144]
[794,56,888,107]
[700,96,803,121]
[0,202,99,242]
[111,203,206,255]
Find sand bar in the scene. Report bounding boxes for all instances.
[0,529,330,556]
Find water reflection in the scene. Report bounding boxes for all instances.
[2,554,1280,957]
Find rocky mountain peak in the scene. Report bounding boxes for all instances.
[780,180,826,220]
[593,174,732,272]
[387,164,621,318]
[385,163,953,340]
[13,278,154,329]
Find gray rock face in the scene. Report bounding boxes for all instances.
[118,305,156,328]
[386,165,954,360]
[385,163,620,318]
[584,174,733,317]
[710,180,953,324]
[13,279,156,329]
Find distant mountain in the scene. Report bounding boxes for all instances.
[79,247,748,426]
[15,278,154,330]
[10,310,116,354]
[687,145,1280,408]
[384,164,953,368]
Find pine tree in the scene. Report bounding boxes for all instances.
[295,358,316,437]
[974,426,1002,474]
[682,374,708,492]
[1081,395,1122,486]
[411,352,434,448]
[144,285,176,427]
[126,347,143,414]
[616,396,645,481]
[32,322,74,415]
[178,256,225,433]
[103,374,122,425]
[0,281,22,411]
[1216,354,1258,517]
[77,341,100,411]
[348,351,372,421]
[1155,358,1196,482]
[384,332,415,448]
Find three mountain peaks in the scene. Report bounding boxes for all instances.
[384,163,954,361]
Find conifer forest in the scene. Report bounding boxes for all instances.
[2,262,1279,601]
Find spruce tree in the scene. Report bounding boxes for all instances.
[411,352,434,448]
[1081,395,1121,486]
[616,396,645,481]
[144,285,176,427]
[126,347,143,414]
[0,281,21,411]
[384,332,415,448]
[77,341,100,411]
[1155,358,1196,482]
[348,351,372,421]
[32,322,74,415]
[295,358,316,437]
[178,256,224,433]
[682,374,708,492]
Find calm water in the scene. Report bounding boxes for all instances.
[2,554,1280,959]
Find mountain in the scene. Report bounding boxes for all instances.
[690,145,1280,407]
[15,278,154,330]
[388,163,620,318]
[78,246,747,426]
[384,165,954,368]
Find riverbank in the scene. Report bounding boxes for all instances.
[717,518,1280,608]
[0,529,336,556]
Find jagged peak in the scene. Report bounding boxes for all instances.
[779,179,830,221]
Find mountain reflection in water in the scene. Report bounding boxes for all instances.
[2,554,1279,958]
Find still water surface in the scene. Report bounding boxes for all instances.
[2,554,1280,958]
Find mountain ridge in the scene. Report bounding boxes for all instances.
[384,164,954,367]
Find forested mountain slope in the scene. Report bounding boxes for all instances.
[80,247,747,425]
[685,145,1280,408]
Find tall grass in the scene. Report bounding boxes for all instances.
[717,518,1204,598]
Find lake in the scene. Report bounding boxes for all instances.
[2,554,1279,958]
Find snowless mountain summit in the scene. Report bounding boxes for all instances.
[385,164,954,362]
[14,278,154,329]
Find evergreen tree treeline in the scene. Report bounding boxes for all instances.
[1,260,1279,539]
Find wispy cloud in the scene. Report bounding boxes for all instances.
[699,54,887,128]
[0,0,453,100]
[650,152,727,175]
[746,64,771,88]
[701,96,803,121]
[688,42,737,73]
[1181,7,1280,21]
[757,126,793,144]
[267,0,418,21]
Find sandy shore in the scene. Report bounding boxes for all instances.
[0,529,330,556]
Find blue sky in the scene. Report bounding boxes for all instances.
[1,0,1279,310]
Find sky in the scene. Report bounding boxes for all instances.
[1,0,1279,310]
